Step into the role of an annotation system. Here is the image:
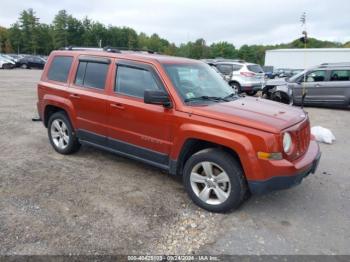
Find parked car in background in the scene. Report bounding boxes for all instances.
[265,63,350,108]
[210,60,266,95]
[18,55,46,69]
[0,56,15,69]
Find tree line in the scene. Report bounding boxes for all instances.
[0,9,349,65]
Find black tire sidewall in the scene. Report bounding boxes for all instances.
[183,149,245,213]
[230,82,241,93]
[48,112,78,154]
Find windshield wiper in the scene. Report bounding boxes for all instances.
[184,96,229,103]
[223,92,238,100]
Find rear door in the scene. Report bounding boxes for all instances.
[68,55,111,143]
[328,69,350,106]
[215,64,233,76]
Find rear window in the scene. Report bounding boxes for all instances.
[75,61,109,89]
[47,56,73,83]
[247,64,264,73]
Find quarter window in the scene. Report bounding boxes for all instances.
[330,70,350,81]
[47,56,73,83]
[75,61,109,89]
[115,65,160,98]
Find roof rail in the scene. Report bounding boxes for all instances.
[59,46,157,54]
[60,46,121,53]
[104,46,156,54]
[320,62,350,67]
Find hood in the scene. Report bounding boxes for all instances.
[266,78,287,86]
[189,97,306,133]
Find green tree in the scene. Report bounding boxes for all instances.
[52,10,68,48]
[18,9,40,54]
[8,23,22,53]
[210,41,237,58]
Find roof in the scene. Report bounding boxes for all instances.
[266,48,350,53]
[50,49,199,64]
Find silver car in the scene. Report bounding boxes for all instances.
[267,63,350,108]
[213,61,266,96]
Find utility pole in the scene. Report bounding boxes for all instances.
[300,12,308,109]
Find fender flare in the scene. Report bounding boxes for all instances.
[42,94,77,128]
[171,123,261,179]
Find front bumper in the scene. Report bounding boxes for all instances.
[248,141,321,195]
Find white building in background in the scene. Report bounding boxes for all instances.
[265,48,350,69]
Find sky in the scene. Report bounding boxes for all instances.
[0,0,349,47]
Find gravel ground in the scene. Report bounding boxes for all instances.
[0,69,349,255]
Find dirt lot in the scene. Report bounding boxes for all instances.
[0,69,349,255]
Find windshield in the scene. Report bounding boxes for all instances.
[288,69,307,82]
[163,62,235,103]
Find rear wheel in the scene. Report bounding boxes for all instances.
[48,112,80,154]
[183,148,247,213]
[230,82,241,93]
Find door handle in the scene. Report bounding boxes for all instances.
[69,93,80,99]
[110,103,125,110]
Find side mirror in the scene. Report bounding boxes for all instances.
[144,90,172,108]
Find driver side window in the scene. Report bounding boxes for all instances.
[306,70,326,82]
[115,65,160,98]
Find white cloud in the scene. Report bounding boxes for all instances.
[0,0,349,47]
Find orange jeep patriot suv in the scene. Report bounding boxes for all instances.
[37,47,321,212]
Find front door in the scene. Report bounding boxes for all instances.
[293,69,328,105]
[106,60,174,168]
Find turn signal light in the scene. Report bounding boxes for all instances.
[257,152,283,160]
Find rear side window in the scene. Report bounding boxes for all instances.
[330,70,350,81]
[115,65,160,98]
[47,56,73,83]
[75,61,109,89]
[216,64,233,75]
[247,64,264,73]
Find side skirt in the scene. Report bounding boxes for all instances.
[76,129,173,172]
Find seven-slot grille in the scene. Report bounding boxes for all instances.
[295,121,310,159]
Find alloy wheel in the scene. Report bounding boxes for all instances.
[50,119,69,150]
[190,161,231,205]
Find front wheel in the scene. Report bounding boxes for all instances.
[246,90,257,96]
[183,148,247,213]
[48,112,80,154]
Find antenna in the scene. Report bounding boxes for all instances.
[300,12,308,109]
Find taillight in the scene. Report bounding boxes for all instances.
[240,71,256,77]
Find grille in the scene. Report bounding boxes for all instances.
[294,122,310,159]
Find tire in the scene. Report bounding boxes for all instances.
[21,64,28,69]
[183,148,247,213]
[271,91,290,104]
[48,111,80,154]
[230,82,241,93]
[246,90,257,96]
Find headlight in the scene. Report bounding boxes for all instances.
[283,132,292,153]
